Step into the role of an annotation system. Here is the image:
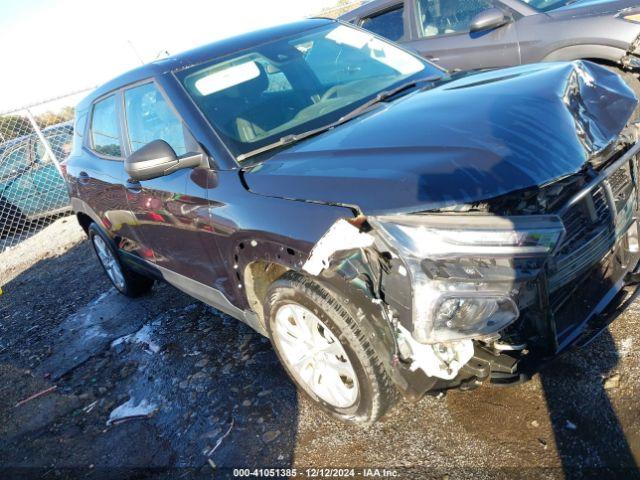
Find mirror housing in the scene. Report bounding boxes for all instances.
[469,8,510,33]
[125,140,204,181]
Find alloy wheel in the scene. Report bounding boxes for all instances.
[92,235,126,291]
[273,303,359,408]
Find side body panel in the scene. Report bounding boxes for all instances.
[516,11,640,66]
[67,153,129,244]
[403,21,520,70]
[124,168,222,287]
[68,70,359,319]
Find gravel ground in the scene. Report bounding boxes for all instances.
[0,217,639,479]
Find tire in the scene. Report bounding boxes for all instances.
[88,223,154,298]
[604,65,640,123]
[265,271,397,425]
[0,198,27,239]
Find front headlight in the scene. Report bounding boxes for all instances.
[370,214,564,344]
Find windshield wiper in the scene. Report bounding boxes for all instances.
[237,75,443,162]
[336,74,442,125]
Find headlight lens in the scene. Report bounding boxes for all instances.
[370,214,564,343]
[434,296,519,337]
[374,214,564,258]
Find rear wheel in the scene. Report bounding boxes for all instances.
[265,271,397,425]
[88,223,154,297]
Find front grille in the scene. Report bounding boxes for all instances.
[548,185,614,292]
[608,161,634,211]
[548,158,636,295]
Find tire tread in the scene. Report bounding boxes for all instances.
[267,271,397,425]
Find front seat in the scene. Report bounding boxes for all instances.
[234,63,271,142]
[198,62,270,143]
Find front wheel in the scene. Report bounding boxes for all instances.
[88,223,154,297]
[265,272,397,425]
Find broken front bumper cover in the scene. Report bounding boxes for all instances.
[390,211,640,394]
[466,259,640,388]
[412,146,640,391]
[302,143,640,396]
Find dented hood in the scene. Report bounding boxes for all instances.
[242,61,637,215]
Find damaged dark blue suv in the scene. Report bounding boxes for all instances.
[66,19,640,424]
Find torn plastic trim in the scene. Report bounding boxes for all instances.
[299,215,514,383]
[396,324,474,380]
[302,218,375,276]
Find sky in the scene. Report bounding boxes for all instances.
[0,0,344,113]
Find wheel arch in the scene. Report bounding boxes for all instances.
[76,211,93,234]
[541,45,627,65]
[241,242,436,400]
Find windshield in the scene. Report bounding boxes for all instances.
[177,23,441,160]
[519,0,578,12]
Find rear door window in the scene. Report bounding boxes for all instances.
[360,5,405,42]
[90,96,122,157]
[124,83,188,156]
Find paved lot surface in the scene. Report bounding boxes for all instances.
[1,217,639,479]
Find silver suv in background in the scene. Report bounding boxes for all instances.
[341,0,640,101]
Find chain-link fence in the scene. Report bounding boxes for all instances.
[0,2,368,256]
[0,90,93,253]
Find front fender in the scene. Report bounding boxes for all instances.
[542,44,627,64]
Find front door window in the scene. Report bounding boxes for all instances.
[416,0,494,37]
[124,83,189,156]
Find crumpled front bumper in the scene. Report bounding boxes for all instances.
[457,146,640,388]
[366,141,640,397]
[473,250,640,388]
[472,265,640,388]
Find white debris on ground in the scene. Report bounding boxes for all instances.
[0,216,85,285]
[619,337,634,357]
[111,323,161,354]
[604,373,621,390]
[106,398,158,426]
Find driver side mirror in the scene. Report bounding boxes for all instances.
[125,140,205,181]
[469,8,511,33]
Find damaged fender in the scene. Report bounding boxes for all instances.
[302,219,375,276]
[302,217,476,384]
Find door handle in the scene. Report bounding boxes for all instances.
[126,179,142,193]
[78,171,90,185]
